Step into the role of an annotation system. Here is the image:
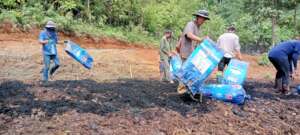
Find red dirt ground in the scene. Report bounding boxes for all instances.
[0,31,299,135]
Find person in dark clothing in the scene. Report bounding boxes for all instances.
[268,39,300,94]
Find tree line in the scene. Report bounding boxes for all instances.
[0,0,299,52]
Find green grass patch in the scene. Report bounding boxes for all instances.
[258,53,271,66]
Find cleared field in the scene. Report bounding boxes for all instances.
[0,32,299,135]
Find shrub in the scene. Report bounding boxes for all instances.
[258,53,271,66]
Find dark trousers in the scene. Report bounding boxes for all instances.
[218,57,231,71]
[268,57,290,85]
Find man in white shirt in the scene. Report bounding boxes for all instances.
[217,26,242,72]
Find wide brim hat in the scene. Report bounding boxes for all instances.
[164,29,172,33]
[193,10,210,20]
[45,21,56,28]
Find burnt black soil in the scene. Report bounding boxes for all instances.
[0,79,299,135]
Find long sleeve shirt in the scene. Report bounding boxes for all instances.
[269,40,300,71]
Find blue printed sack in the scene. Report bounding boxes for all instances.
[169,54,182,80]
[222,59,249,85]
[199,84,246,105]
[175,39,224,95]
[64,40,94,69]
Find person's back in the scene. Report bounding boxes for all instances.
[269,40,300,58]
[216,26,241,73]
[217,32,240,58]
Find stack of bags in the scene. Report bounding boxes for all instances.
[170,39,249,105]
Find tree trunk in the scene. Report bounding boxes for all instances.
[271,0,277,47]
[272,16,276,47]
[87,0,91,23]
[294,2,298,37]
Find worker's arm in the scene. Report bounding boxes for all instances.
[292,53,299,75]
[160,38,171,56]
[235,36,242,60]
[39,32,48,45]
[175,37,182,53]
[236,51,242,60]
[216,37,221,48]
[186,32,205,43]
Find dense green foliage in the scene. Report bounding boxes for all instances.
[0,0,299,50]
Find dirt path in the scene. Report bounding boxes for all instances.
[0,32,299,135]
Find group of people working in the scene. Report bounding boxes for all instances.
[159,9,300,95]
[37,10,299,96]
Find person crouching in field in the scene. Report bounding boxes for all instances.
[39,21,60,82]
[159,29,176,83]
[268,37,300,95]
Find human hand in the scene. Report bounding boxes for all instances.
[237,56,242,60]
[168,52,175,57]
[39,40,48,45]
[171,51,178,55]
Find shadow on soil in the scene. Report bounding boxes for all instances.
[244,80,299,101]
[0,79,214,119]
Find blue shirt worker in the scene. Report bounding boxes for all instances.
[39,21,60,82]
[268,39,300,94]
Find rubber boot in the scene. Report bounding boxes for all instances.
[274,78,282,93]
[282,84,291,95]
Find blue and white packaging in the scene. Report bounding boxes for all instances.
[297,85,300,94]
[222,59,249,85]
[176,39,224,95]
[199,84,246,105]
[169,54,182,80]
[64,40,94,69]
